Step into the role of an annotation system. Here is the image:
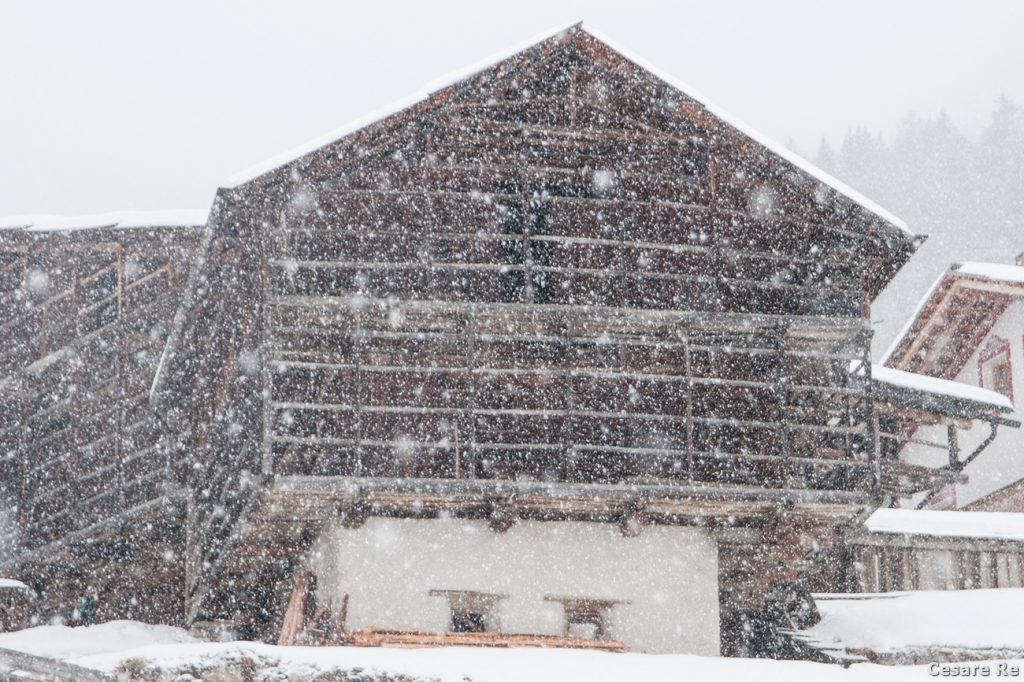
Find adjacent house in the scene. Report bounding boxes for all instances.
[883,257,1024,509]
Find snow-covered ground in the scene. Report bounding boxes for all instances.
[0,619,1022,681]
[0,620,196,660]
[802,589,1024,655]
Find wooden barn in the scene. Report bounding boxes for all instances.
[0,25,993,655]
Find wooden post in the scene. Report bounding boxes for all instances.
[278,570,315,646]
[307,602,331,645]
[947,422,960,469]
[329,593,349,645]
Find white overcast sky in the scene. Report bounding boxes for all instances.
[1,0,1022,216]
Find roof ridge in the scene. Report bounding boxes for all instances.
[220,24,911,240]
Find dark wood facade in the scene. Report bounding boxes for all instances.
[2,27,932,645]
[0,224,201,621]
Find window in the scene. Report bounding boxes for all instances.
[90,269,118,303]
[429,590,506,634]
[497,195,526,302]
[978,335,1013,401]
[452,611,486,633]
[545,596,623,641]
[528,198,553,303]
[494,182,554,304]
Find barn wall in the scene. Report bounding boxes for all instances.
[0,227,201,552]
[310,517,719,655]
[248,30,889,498]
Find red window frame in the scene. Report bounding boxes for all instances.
[978,335,1013,402]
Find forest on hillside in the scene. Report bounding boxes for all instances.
[808,96,1024,355]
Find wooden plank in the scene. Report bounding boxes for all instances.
[278,570,315,646]
[343,628,627,652]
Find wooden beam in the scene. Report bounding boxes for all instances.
[277,570,315,646]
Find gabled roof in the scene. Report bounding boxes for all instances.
[964,477,1024,512]
[883,260,1024,375]
[224,23,911,242]
[153,24,918,409]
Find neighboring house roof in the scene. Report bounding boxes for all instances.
[871,363,1014,417]
[883,260,1024,376]
[956,262,1024,285]
[964,477,1024,512]
[862,508,1024,542]
[0,210,209,232]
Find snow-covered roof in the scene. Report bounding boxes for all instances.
[584,28,909,236]
[878,268,949,364]
[864,508,1024,542]
[879,261,1024,364]
[871,364,1014,412]
[224,24,911,237]
[800,588,1024,656]
[0,578,28,590]
[955,261,1024,284]
[0,210,208,233]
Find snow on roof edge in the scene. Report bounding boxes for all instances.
[955,261,1024,285]
[0,210,209,233]
[864,508,1024,542]
[582,27,910,237]
[878,267,954,364]
[222,23,913,238]
[871,363,1013,411]
[224,21,582,188]
[879,260,1024,365]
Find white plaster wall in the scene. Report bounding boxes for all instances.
[899,300,1024,507]
[309,517,719,655]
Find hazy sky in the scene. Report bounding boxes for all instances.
[2,0,1022,216]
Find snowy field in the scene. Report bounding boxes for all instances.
[0,619,1023,681]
